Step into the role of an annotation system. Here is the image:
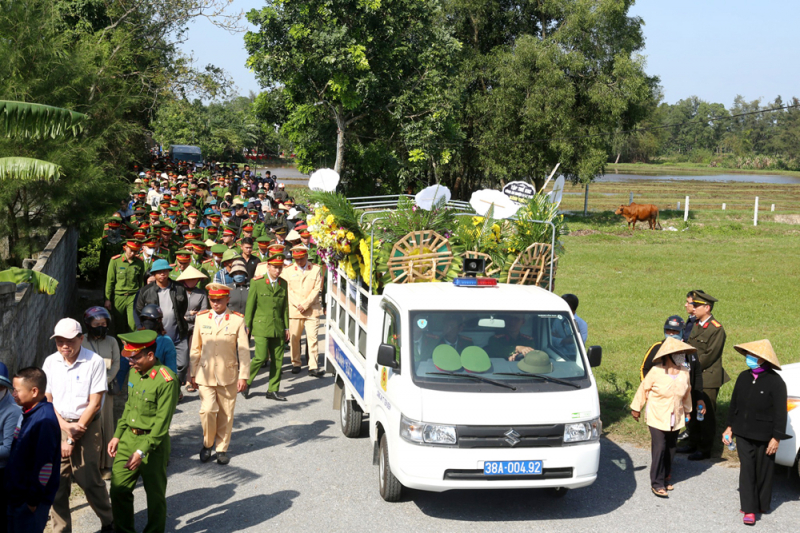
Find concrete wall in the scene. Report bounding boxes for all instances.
[0,227,78,371]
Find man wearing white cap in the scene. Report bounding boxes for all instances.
[42,318,114,533]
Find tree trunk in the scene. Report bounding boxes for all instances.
[334,111,346,175]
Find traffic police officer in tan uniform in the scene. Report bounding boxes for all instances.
[281,245,324,377]
[189,283,250,465]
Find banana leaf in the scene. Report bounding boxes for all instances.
[0,100,86,139]
[0,157,62,182]
[0,268,59,295]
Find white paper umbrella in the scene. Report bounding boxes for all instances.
[469,189,520,219]
[547,175,565,208]
[308,168,340,192]
[414,184,451,210]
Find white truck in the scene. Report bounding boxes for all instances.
[324,269,603,501]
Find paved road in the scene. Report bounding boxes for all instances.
[71,348,800,532]
[254,166,309,187]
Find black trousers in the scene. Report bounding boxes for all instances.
[736,434,776,513]
[0,467,6,533]
[649,426,679,490]
[688,388,718,453]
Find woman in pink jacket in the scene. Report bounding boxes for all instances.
[631,337,695,498]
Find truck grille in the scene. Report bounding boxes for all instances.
[455,424,564,448]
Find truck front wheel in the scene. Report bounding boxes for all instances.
[379,433,403,502]
[340,397,362,438]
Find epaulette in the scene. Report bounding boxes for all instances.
[112,254,121,259]
[231,311,243,317]
[202,259,213,264]
[520,334,534,340]
[711,320,721,328]
[159,367,173,382]
[460,335,473,342]
[491,333,504,339]
[169,263,176,267]
[253,275,264,281]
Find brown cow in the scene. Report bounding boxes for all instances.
[615,203,662,230]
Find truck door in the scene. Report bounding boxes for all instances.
[374,303,402,420]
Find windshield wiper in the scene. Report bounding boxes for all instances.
[494,372,581,389]
[426,372,516,391]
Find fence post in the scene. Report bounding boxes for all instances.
[722,203,726,210]
[754,197,759,226]
[583,184,589,216]
[771,204,775,212]
[684,196,690,222]
[629,192,633,204]
[677,201,680,211]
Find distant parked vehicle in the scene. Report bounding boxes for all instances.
[168,144,203,165]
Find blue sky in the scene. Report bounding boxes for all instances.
[180,0,800,107]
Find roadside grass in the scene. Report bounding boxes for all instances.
[556,197,800,459]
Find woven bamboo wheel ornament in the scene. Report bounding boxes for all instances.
[386,230,453,283]
[459,251,501,278]
[506,242,556,288]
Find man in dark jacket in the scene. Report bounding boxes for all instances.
[135,259,189,390]
[7,367,61,533]
[228,261,250,315]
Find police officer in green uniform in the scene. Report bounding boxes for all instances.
[419,315,473,361]
[485,314,536,360]
[108,330,179,533]
[101,215,126,275]
[202,244,227,281]
[244,254,290,401]
[105,238,146,334]
[681,290,728,460]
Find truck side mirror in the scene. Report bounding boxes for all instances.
[587,346,602,367]
[377,343,399,371]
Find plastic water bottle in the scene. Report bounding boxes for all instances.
[725,435,736,452]
[697,409,704,422]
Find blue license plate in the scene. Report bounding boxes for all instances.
[483,460,543,476]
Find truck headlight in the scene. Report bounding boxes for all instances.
[400,415,457,445]
[563,418,601,444]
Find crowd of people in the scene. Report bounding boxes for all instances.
[0,157,791,531]
[633,290,789,526]
[0,159,328,532]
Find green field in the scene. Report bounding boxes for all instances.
[555,180,800,458]
[610,162,800,178]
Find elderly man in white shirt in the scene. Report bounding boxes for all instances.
[43,318,114,533]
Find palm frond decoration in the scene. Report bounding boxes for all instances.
[0,100,86,139]
[0,157,63,182]
[0,268,59,295]
[307,191,364,238]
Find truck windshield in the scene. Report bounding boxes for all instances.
[410,311,588,391]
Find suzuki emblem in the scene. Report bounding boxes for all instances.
[504,429,521,447]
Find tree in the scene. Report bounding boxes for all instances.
[472,1,657,190]
[0,0,238,265]
[152,96,267,160]
[244,0,461,175]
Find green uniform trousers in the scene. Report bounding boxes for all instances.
[249,336,285,392]
[110,432,170,533]
[113,294,137,334]
[688,387,718,454]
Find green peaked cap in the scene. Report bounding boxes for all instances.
[461,346,491,373]
[432,345,462,372]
